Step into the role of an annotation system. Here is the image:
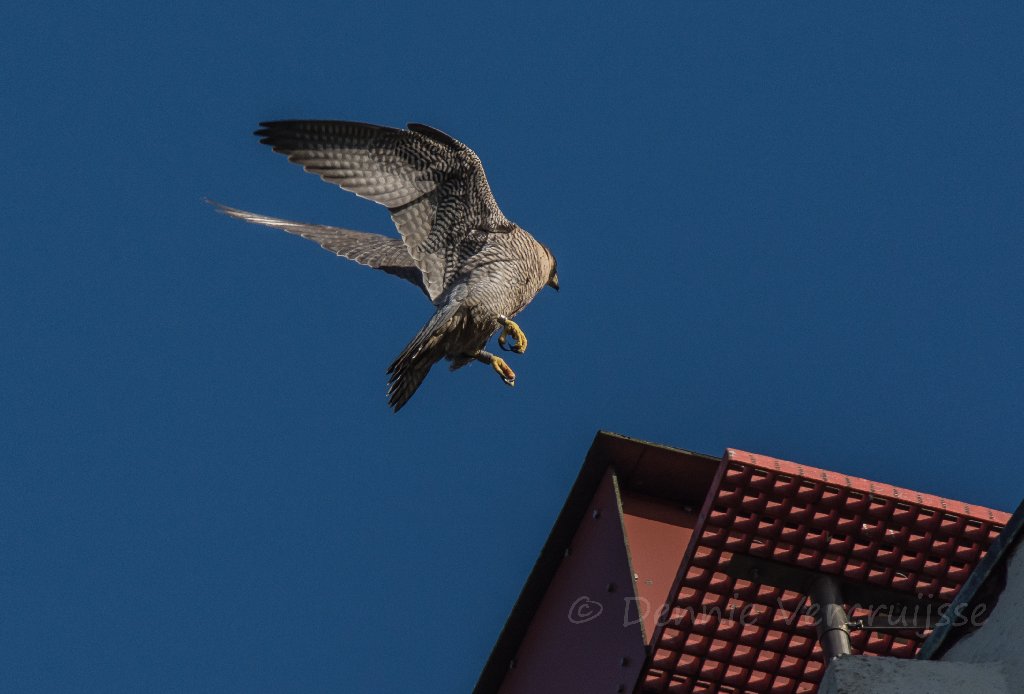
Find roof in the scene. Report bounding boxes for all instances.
[473,432,720,694]
[474,433,1011,694]
[640,448,1010,693]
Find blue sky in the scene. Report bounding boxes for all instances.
[2,2,1022,691]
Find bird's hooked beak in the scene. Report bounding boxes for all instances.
[547,273,559,292]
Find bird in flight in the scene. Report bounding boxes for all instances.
[212,120,559,411]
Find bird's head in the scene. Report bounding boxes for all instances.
[542,244,559,292]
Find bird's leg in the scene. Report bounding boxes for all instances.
[496,314,528,354]
[475,349,516,387]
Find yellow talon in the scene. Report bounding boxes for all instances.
[491,356,516,387]
[497,316,528,354]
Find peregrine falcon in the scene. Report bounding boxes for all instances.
[213,120,559,411]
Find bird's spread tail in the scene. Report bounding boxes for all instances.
[385,304,463,412]
[386,345,443,412]
[386,333,444,412]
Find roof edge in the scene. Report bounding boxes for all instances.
[727,448,1011,522]
[472,431,714,694]
[917,496,1024,660]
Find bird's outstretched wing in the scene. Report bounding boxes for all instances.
[255,120,508,302]
[209,201,427,294]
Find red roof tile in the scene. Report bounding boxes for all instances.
[640,449,1010,693]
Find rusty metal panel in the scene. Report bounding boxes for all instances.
[498,469,647,694]
[621,491,698,643]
